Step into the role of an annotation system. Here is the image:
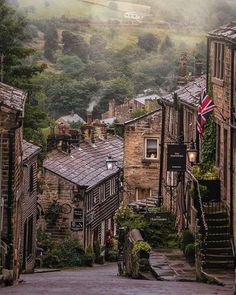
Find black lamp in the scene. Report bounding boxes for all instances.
[187,139,198,166]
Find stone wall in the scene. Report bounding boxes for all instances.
[124,111,162,205]
[38,170,84,244]
[0,107,24,280]
[209,40,231,205]
[20,155,39,273]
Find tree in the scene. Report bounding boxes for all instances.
[160,35,173,53]
[138,33,160,52]
[99,77,134,114]
[0,0,45,89]
[44,22,58,63]
[89,34,107,61]
[56,55,85,78]
[62,30,89,62]
[43,74,100,118]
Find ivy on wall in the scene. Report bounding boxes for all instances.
[200,114,216,173]
[199,82,216,174]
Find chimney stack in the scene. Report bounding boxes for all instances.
[87,111,93,125]
[194,57,203,77]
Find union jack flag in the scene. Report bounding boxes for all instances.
[197,91,216,136]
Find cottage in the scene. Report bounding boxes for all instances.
[38,127,123,248]
[21,141,41,273]
[207,21,236,246]
[102,94,160,124]
[0,84,40,284]
[123,76,205,216]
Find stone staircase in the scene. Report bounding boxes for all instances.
[203,203,234,270]
[46,222,69,241]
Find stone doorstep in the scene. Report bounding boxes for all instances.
[33,268,61,274]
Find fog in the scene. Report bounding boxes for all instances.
[10,0,236,29]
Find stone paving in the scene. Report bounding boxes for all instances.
[1,263,234,295]
[150,249,197,282]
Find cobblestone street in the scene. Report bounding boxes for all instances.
[2,264,234,295]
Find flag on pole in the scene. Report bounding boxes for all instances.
[197,92,216,136]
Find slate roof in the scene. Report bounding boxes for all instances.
[23,140,41,161]
[125,76,205,125]
[43,136,123,189]
[0,82,26,112]
[163,75,206,108]
[208,21,236,43]
[134,94,160,105]
[57,113,85,124]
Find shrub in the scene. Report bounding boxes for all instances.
[132,241,151,257]
[105,249,117,262]
[180,230,195,253]
[115,207,147,229]
[43,238,86,268]
[84,245,94,266]
[43,254,60,268]
[93,239,101,257]
[184,243,196,263]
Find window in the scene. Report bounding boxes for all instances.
[99,184,106,202]
[214,42,224,80]
[135,188,151,201]
[29,165,34,193]
[110,177,116,196]
[145,138,159,159]
[185,111,193,143]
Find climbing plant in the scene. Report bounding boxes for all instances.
[199,83,216,174]
[200,114,216,173]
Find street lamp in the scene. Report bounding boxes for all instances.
[187,139,198,166]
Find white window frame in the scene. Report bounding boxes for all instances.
[145,138,159,160]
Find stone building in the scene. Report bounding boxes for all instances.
[123,76,205,215]
[21,141,41,273]
[0,83,40,282]
[102,94,160,124]
[38,127,123,248]
[207,22,236,246]
[0,82,26,281]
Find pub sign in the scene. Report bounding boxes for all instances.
[167,144,186,172]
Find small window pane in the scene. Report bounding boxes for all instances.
[146,139,158,159]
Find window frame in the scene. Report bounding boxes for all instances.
[144,138,159,160]
[213,42,224,80]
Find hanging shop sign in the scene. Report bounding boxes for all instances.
[71,208,83,231]
[167,144,186,172]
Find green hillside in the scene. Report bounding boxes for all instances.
[18,0,122,20]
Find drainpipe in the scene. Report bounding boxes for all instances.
[157,100,166,206]
[230,47,235,238]
[5,113,23,270]
[206,38,210,92]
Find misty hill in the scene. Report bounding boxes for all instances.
[14,0,236,29]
